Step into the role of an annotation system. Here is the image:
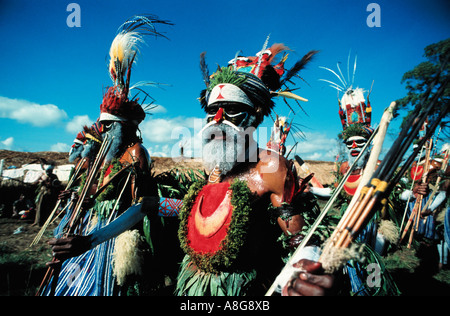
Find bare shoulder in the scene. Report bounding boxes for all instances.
[122,143,151,171]
[257,149,289,174]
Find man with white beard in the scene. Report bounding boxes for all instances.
[48,42,335,296]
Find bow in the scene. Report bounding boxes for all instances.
[36,135,112,296]
[266,60,448,295]
[319,70,448,268]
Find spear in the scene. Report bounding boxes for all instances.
[66,135,112,234]
[326,73,448,254]
[36,135,112,296]
[265,123,379,295]
[398,145,425,242]
[29,157,87,247]
[266,62,448,294]
[405,138,432,248]
[420,147,450,224]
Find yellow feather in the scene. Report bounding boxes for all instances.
[272,90,308,102]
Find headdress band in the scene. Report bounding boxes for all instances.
[207,83,253,108]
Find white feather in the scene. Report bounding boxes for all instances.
[352,55,358,86]
[319,66,348,89]
[318,78,345,91]
[336,62,347,87]
[109,31,145,83]
[341,87,366,109]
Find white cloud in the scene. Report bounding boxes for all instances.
[146,104,167,114]
[291,132,339,161]
[0,137,14,150]
[66,115,93,134]
[146,144,171,157]
[140,116,204,143]
[50,142,71,152]
[140,116,205,158]
[0,96,67,127]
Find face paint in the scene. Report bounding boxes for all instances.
[345,136,367,157]
[205,102,255,130]
[206,108,248,127]
[202,103,258,174]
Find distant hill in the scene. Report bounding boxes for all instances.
[0,150,336,186]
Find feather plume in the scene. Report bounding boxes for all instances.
[200,52,210,87]
[336,62,348,87]
[255,34,271,75]
[281,50,319,86]
[268,43,289,62]
[319,66,347,89]
[108,15,173,91]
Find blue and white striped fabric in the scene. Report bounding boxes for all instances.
[445,207,450,251]
[43,202,118,296]
[346,262,371,296]
[407,195,438,240]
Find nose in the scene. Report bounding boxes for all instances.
[351,141,357,149]
[214,107,224,123]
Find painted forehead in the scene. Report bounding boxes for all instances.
[207,83,254,108]
[346,136,367,142]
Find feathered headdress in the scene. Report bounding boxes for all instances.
[266,115,291,156]
[199,36,318,126]
[72,130,86,146]
[320,52,373,140]
[84,120,104,144]
[100,15,172,125]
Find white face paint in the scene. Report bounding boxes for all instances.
[344,135,370,169]
[345,136,368,157]
[201,103,257,174]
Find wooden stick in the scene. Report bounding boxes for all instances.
[399,203,418,243]
[36,135,112,296]
[67,135,111,233]
[346,102,396,214]
[30,157,87,247]
[264,125,379,296]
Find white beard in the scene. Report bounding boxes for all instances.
[202,123,255,174]
[347,148,369,170]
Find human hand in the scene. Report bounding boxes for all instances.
[282,259,334,296]
[58,190,72,200]
[413,182,429,196]
[46,235,91,267]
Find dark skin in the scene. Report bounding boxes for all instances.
[47,141,151,266]
[282,260,335,296]
[48,104,336,296]
[414,179,450,217]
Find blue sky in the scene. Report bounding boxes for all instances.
[0,0,449,161]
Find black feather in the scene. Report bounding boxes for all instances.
[280,50,319,86]
[118,14,174,38]
[200,52,210,87]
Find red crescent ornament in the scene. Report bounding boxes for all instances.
[343,174,362,196]
[187,182,233,254]
[410,165,423,181]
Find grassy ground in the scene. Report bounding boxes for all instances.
[383,245,450,295]
[1,216,449,296]
[0,218,55,296]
